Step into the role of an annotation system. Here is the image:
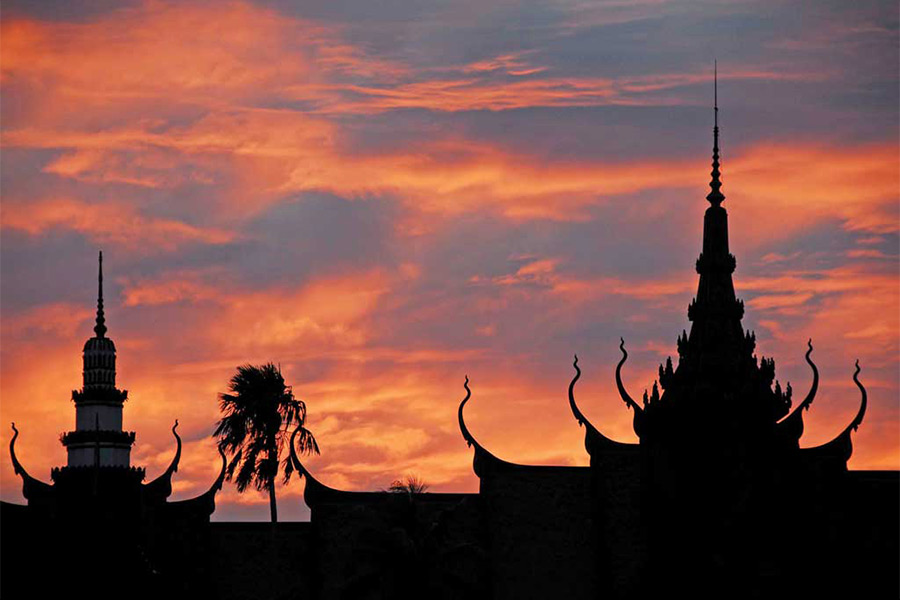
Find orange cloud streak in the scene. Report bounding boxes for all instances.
[6,110,896,239]
[1,197,235,251]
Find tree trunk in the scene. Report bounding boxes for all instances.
[269,480,278,523]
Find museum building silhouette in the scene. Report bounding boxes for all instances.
[2,89,897,599]
[283,85,898,599]
[2,252,226,598]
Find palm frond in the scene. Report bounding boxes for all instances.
[388,474,429,495]
[213,362,320,505]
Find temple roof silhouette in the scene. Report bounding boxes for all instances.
[282,74,891,600]
[10,252,226,512]
[292,69,869,498]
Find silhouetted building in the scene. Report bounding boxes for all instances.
[287,82,898,599]
[2,253,225,599]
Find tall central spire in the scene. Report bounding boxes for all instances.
[706,61,725,207]
[684,64,744,379]
[94,251,107,338]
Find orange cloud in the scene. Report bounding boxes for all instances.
[326,69,827,114]
[3,3,306,101]
[1,302,94,338]
[1,2,821,120]
[121,273,222,307]
[1,197,235,251]
[204,270,390,356]
[0,1,406,124]
[727,143,900,240]
[6,102,895,237]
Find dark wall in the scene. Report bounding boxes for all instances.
[309,493,484,600]
[211,522,315,600]
[1,500,175,600]
[591,450,645,599]
[480,467,595,600]
[3,469,897,600]
[844,471,899,598]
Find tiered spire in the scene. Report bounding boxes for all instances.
[94,251,107,338]
[630,65,799,438]
[688,62,743,362]
[65,251,132,470]
[706,61,725,207]
[82,251,117,391]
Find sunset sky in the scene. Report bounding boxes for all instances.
[1,0,897,521]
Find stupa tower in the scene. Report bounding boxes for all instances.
[11,250,224,502]
[60,252,136,470]
[7,252,226,597]
[632,64,793,440]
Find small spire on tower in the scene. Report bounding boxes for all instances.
[706,61,725,207]
[94,251,107,338]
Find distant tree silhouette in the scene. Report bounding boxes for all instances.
[214,363,319,522]
[341,476,486,600]
[387,475,429,496]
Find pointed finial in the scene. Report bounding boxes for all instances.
[94,251,107,337]
[706,61,725,207]
[714,60,718,123]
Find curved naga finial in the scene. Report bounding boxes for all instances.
[10,423,24,475]
[801,360,868,465]
[289,422,343,507]
[457,376,513,477]
[568,356,588,428]
[458,376,480,450]
[143,420,182,499]
[210,445,227,496]
[616,339,643,413]
[10,422,54,500]
[798,339,819,413]
[289,422,313,481]
[168,443,226,515]
[569,356,639,456]
[775,340,819,442]
[849,359,867,431]
[616,339,645,438]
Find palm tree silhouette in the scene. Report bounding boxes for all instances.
[214,363,319,522]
